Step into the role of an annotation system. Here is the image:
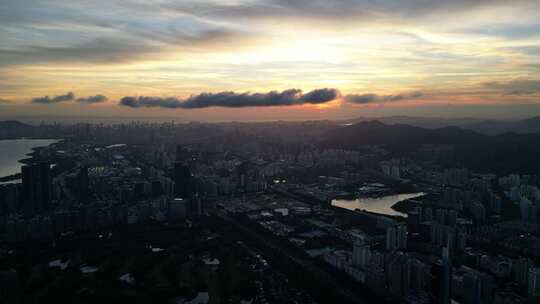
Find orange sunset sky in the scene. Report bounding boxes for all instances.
[1,0,540,121]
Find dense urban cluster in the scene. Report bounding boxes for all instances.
[1,120,540,304]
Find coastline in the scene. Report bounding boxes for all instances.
[0,173,21,183]
[0,138,60,182]
[332,192,425,217]
[391,193,433,214]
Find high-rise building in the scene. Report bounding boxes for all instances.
[386,224,408,251]
[151,180,164,197]
[460,267,494,304]
[191,193,202,217]
[175,144,192,162]
[133,182,145,200]
[513,257,531,285]
[391,166,401,179]
[385,252,411,296]
[436,209,447,224]
[407,208,421,229]
[431,260,451,304]
[353,242,371,268]
[479,272,494,304]
[0,184,19,215]
[169,198,189,219]
[410,259,429,291]
[397,224,407,249]
[447,210,457,226]
[386,226,396,251]
[21,163,51,217]
[78,166,89,204]
[463,272,481,304]
[237,161,249,190]
[174,162,194,199]
[443,168,469,186]
[423,207,433,221]
[528,267,540,297]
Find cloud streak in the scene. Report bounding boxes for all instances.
[31,92,108,104]
[483,79,540,95]
[77,94,108,103]
[345,92,423,104]
[32,92,75,104]
[0,29,254,67]
[165,0,540,31]
[119,88,340,109]
[0,38,158,67]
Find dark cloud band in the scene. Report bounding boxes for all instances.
[32,92,75,104]
[483,79,540,96]
[77,94,108,103]
[345,92,423,104]
[32,92,107,104]
[119,88,340,109]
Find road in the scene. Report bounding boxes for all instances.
[217,211,372,304]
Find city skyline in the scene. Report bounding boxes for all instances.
[1,0,540,120]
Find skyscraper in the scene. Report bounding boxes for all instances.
[513,257,531,286]
[385,252,411,296]
[237,161,249,190]
[175,145,188,162]
[386,226,396,251]
[191,192,202,217]
[78,166,89,204]
[528,268,540,297]
[174,162,193,199]
[386,224,407,251]
[397,224,408,249]
[353,242,371,268]
[463,272,481,304]
[21,163,51,217]
[431,260,451,304]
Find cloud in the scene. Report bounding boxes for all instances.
[77,94,108,104]
[344,93,378,104]
[165,1,372,22]
[166,0,537,25]
[119,96,183,108]
[31,92,108,104]
[464,23,540,39]
[506,46,540,56]
[300,88,342,103]
[0,27,253,67]
[32,92,75,104]
[0,38,158,67]
[0,98,12,104]
[483,79,540,95]
[345,91,423,104]
[119,88,340,109]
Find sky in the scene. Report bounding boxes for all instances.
[1,0,540,121]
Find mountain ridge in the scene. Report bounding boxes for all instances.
[322,120,540,174]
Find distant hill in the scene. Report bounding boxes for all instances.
[342,116,485,130]
[341,116,540,135]
[322,121,540,174]
[323,120,487,148]
[0,120,36,138]
[0,120,34,128]
[463,116,540,135]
